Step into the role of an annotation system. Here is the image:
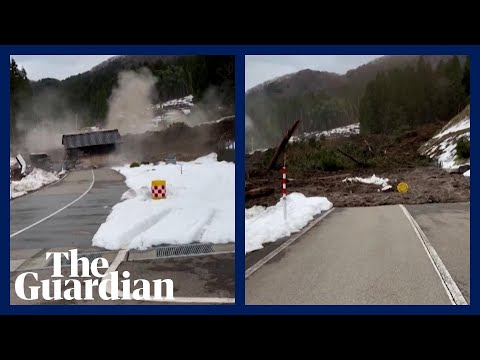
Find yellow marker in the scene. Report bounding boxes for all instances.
[397,182,409,193]
[151,179,166,199]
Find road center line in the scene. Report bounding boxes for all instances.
[245,207,335,279]
[10,169,95,239]
[399,204,467,305]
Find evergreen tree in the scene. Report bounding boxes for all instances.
[462,56,470,97]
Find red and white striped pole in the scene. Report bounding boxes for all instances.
[282,154,287,221]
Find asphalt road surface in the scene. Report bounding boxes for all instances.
[10,168,235,305]
[406,203,470,303]
[10,169,127,250]
[246,204,469,305]
[10,252,234,305]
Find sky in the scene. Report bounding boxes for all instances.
[10,55,117,81]
[245,55,384,91]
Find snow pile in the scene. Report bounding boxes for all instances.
[92,153,234,250]
[290,123,360,143]
[464,170,470,177]
[245,193,333,253]
[343,175,392,191]
[420,104,470,170]
[10,157,16,168]
[11,168,59,197]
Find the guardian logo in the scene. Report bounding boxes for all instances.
[14,249,174,301]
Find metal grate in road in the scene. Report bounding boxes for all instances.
[155,244,214,258]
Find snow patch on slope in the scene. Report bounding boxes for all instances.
[290,123,360,143]
[419,104,470,170]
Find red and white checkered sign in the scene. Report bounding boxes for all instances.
[151,184,166,199]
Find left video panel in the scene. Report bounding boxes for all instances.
[10,54,235,305]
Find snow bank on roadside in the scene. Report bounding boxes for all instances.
[245,193,332,253]
[92,153,235,250]
[464,170,470,177]
[11,168,59,197]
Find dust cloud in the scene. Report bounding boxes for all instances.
[106,68,157,134]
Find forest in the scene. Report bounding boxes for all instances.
[245,55,469,149]
[10,55,235,142]
[360,56,469,134]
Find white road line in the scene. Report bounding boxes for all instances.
[10,169,95,238]
[105,249,128,274]
[105,250,234,304]
[399,204,467,305]
[245,207,335,279]
[10,259,26,272]
[133,296,235,304]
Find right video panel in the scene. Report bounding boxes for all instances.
[245,55,470,305]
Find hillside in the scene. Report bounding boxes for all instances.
[419,104,470,171]
[247,69,346,98]
[246,55,468,149]
[11,55,235,143]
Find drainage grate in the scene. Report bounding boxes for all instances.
[46,252,107,267]
[155,244,214,258]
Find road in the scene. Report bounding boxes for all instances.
[246,203,469,305]
[406,203,470,303]
[10,168,127,249]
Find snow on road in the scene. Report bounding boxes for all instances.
[92,153,234,250]
[11,168,59,198]
[342,174,392,191]
[245,193,332,253]
[464,170,470,177]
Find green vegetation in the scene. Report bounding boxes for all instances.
[246,55,470,149]
[456,138,470,159]
[10,59,34,142]
[130,161,140,168]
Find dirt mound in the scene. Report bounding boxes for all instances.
[246,167,470,208]
[246,122,469,208]
[120,118,234,163]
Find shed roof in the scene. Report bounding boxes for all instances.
[62,129,122,150]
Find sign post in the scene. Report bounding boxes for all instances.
[151,180,167,199]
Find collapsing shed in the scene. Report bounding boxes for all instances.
[62,129,122,158]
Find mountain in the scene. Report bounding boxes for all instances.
[247,69,347,98]
[246,55,468,148]
[21,55,234,128]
